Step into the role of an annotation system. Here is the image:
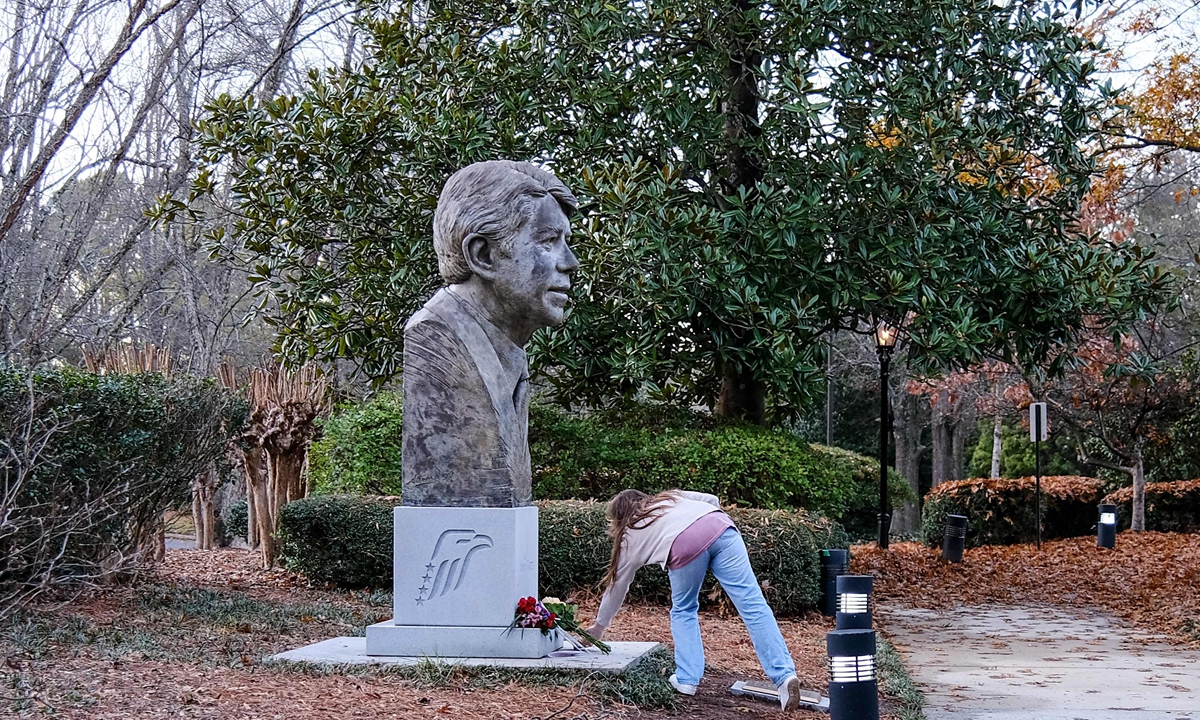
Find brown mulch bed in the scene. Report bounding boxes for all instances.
[853,531,1200,644]
[3,548,888,719]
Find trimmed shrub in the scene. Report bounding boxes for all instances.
[539,500,850,615]
[531,405,912,537]
[301,399,910,535]
[920,476,1109,547]
[0,364,244,616]
[308,391,404,495]
[1103,480,1200,532]
[277,495,397,587]
[277,496,850,615]
[224,499,249,542]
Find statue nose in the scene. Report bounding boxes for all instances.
[560,243,580,273]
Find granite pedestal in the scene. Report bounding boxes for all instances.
[364,505,562,659]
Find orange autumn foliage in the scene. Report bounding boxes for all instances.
[854,532,1200,645]
[928,475,1107,503]
[1104,479,1200,532]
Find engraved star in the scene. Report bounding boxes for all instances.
[422,572,433,583]
[425,563,436,572]
[415,596,425,606]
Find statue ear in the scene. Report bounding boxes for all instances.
[461,233,499,280]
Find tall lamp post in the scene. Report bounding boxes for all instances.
[873,319,899,549]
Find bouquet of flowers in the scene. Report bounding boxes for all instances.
[509,596,611,654]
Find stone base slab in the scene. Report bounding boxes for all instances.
[268,636,662,674]
[365,620,562,658]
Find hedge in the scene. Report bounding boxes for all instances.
[303,400,911,537]
[920,476,1109,547]
[0,365,244,614]
[530,405,912,537]
[1103,479,1200,532]
[277,495,398,587]
[224,499,249,543]
[277,495,850,615]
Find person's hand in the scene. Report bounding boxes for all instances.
[583,623,605,641]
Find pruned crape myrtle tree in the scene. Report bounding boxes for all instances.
[181,0,1172,424]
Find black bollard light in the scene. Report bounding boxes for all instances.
[835,575,873,630]
[820,549,850,617]
[942,514,967,563]
[1097,503,1117,549]
[827,628,879,720]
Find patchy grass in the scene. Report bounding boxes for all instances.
[1181,616,1200,643]
[877,635,926,720]
[270,645,677,710]
[137,584,371,633]
[2,549,921,719]
[3,584,372,670]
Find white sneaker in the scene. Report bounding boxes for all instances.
[777,674,802,711]
[668,673,698,696]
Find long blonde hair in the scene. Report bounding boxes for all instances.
[601,489,680,590]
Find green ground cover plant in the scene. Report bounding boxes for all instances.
[877,635,927,720]
[270,644,677,710]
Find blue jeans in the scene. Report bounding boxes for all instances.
[667,527,797,686]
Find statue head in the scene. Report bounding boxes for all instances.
[433,161,580,344]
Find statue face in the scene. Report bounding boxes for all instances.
[490,193,579,332]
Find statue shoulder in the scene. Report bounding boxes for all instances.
[404,289,456,333]
[403,294,475,383]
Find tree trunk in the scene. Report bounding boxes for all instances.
[989,413,1003,478]
[190,467,217,550]
[715,368,766,425]
[202,484,216,550]
[154,526,165,562]
[714,1,766,426]
[191,486,203,549]
[891,391,925,533]
[950,403,969,480]
[1131,447,1146,532]
[243,447,264,549]
[251,468,275,568]
[931,389,953,486]
[261,449,306,568]
[825,334,834,446]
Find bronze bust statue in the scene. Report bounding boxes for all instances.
[402,161,579,507]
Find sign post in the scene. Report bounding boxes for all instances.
[1029,402,1048,550]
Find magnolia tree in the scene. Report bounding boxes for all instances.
[170,0,1174,424]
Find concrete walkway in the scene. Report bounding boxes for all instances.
[880,605,1200,720]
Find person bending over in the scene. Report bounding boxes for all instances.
[584,489,804,711]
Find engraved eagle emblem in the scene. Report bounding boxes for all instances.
[415,529,494,605]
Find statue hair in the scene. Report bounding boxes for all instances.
[432,160,578,284]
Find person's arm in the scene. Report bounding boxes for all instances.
[587,550,638,638]
[678,490,720,507]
